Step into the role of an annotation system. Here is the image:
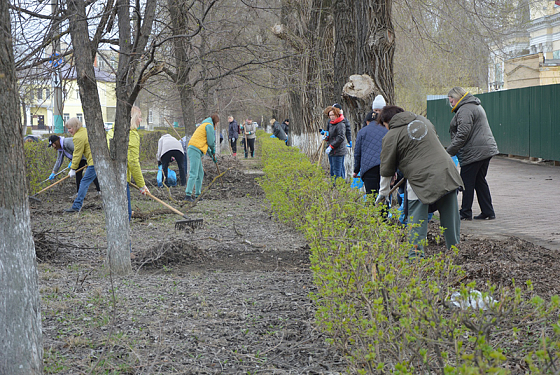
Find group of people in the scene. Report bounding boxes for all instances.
[322,88,498,258]
[228,116,257,158]
[48,108,223,216]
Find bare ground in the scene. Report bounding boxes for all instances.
[31,155,560,374]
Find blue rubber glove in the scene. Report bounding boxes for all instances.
[48,172,56,180]
[68,162,72,169]
[319,129,325,135]
[325,145,333,155]
[321,131,329,141]
[270,135,276,138]
[347,141,352,148]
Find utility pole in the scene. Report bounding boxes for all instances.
[52,0,64,133]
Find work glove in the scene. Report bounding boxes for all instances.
[48,172,56,180]
[270,135,276,138]
[68,169,76,178]
[68,162,72,169]
[347,141,352,148]
[321,131,329,141]
[139,186,150,195]
[319,129,325,135]
[375,194,388,206]
[325,145,333,155]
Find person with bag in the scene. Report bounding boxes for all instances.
[185,114,219,202]
[157,134,186,187]
[376,106,464,260]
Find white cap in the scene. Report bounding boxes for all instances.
[372,95,386,111]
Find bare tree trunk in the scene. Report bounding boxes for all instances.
[0,0,43,371]
[67,0,132,275]
[334,0,395,135]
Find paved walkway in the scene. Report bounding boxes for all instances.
[460,156,560,250]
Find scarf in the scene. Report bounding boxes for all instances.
[330,114,344,125]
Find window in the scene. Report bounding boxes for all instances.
[494,62,503,83]
[553,51,560,60]
[98,59,105,69]
[76,113,83,123]
[63,113,70,122]
[148,109,153,124]
[45,88,50,98]
[37,89,43,100]
[76,89,80,100]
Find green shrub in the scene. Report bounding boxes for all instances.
[137,129,177,164]
[25,139,58,193]
[258,134,560,374]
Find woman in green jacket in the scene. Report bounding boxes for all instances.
[107,106,149,220]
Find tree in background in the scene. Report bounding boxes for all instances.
[0,0,43,371]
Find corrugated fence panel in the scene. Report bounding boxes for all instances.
[426,99,453,146]
[530,85,560,161]
[478,88,530,157]
[427,83,560,160]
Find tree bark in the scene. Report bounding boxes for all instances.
[67,0,132,275]
[0,0,43,371]
[333,0,395,137]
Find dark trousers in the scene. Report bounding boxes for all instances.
[161,149,187,186]
[76,159,100,193]
[459,157,495,219]
[244,138,255,157]
[361,166,381,195]
[230,138,237,153]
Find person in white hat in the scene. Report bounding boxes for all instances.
[372,95,387,120]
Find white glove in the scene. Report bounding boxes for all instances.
[325,145,333,155]
[139,186,150,195]
[375,194,388,206]
[68,169,76,178]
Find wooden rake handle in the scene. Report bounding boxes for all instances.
[164,117,182,139]
[34,165,87,196]
[130,182,187,219]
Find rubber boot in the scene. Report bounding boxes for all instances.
[251,151,254,158]
[244,152,248,158]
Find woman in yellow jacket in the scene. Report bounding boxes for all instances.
[107,106,149,220]
[185,113,219,201]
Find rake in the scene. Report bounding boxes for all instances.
[129,182,203,230]
[29,165,87,203]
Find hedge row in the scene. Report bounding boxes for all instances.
[258,134,560,374]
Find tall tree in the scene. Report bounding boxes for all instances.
[67,0,157,274]
[0,0,43,371]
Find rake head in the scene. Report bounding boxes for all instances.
[175,218,204,231]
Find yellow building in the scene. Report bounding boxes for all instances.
[488,1,560,91]
[25,64,116,131]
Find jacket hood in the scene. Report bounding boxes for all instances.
[388,111,418,129]
[452,93,480,112]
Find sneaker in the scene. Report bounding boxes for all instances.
[64,207,79,213]
[474,213,496,220]
[184,195,195,202]
[195,196,204,202]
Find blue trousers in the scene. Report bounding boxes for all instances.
[71,165,97,210]
[328,155,344,180]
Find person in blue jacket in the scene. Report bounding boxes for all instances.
[353,111,388,196]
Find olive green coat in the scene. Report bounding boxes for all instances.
[380,112,463,204]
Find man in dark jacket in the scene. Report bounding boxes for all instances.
[228,115,239,156]
[353,111,388,195]
[270,118,287,143]
[447,87,499,221]
[377,106,463,259]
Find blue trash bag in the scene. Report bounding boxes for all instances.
[351,172,364,190]
[157,165,178,187]
[452,155,459,166]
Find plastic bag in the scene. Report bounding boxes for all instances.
[157,165,178,187]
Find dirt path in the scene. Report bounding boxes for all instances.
[33,155,347,374]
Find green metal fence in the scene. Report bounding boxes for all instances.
[427,83,560,161]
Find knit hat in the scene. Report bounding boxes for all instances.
[372,95,386,111]
[332,103,342,110]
